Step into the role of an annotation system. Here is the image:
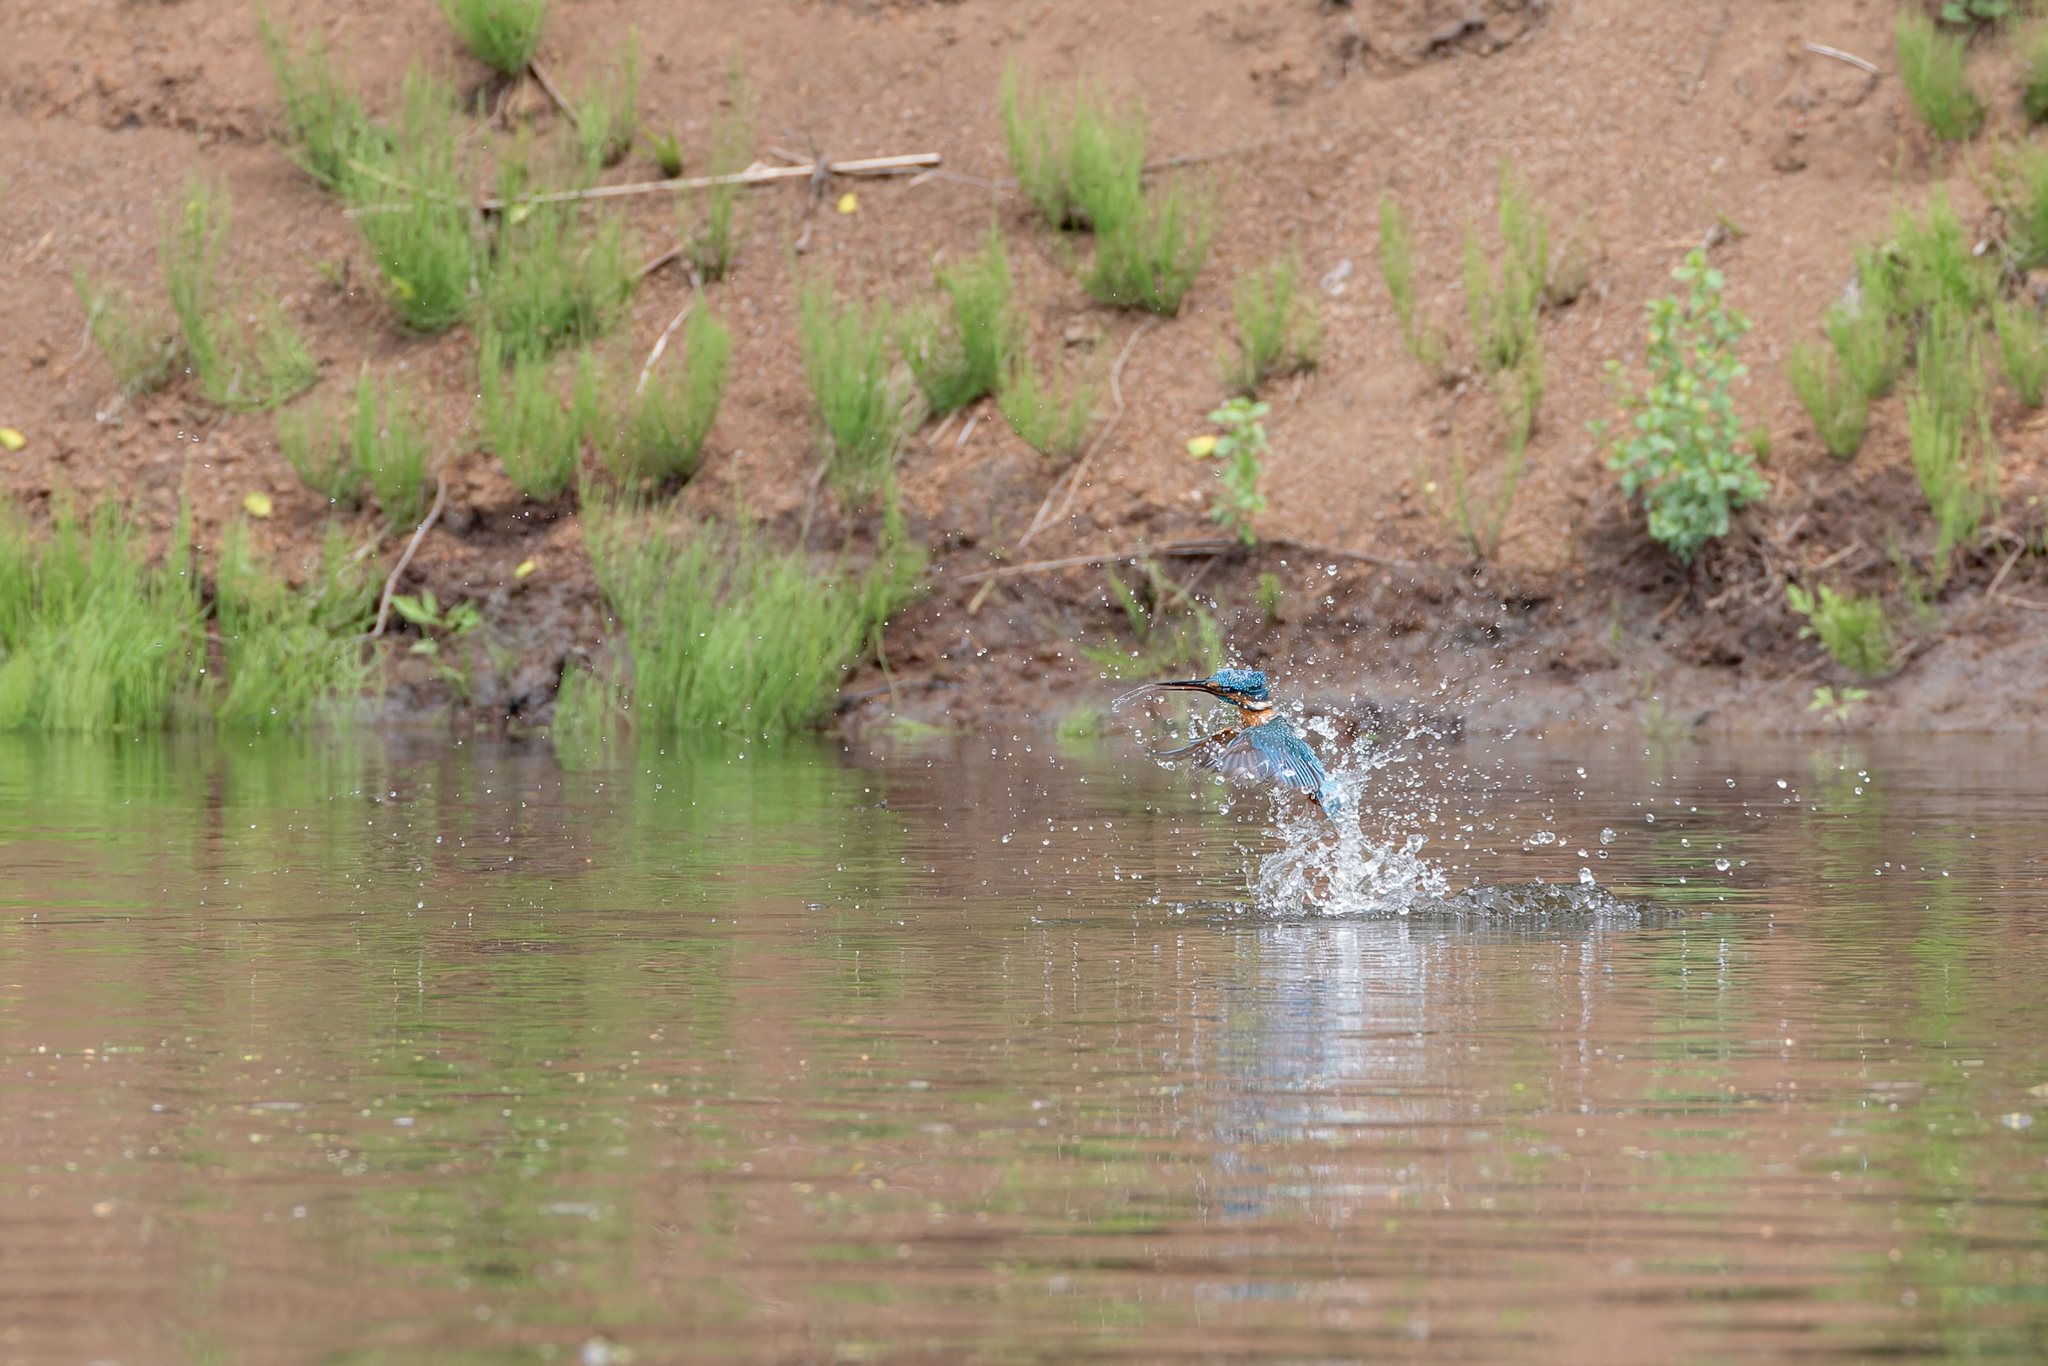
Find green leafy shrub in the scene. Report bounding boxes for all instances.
[576,30,640,171]
[1786,582,1896,677]
[347,66,477,334]
[798,275,904,508]
[998,349,1096,458]
[351,368,433,526]
[480,200,635,360]
[0,500,199,733]
[258,13,381,193]
[1000,62,1147,232]
[478,333,595,499]
[1221,252,1322,396]
[603,306,732,487]
[1906,303,1999,563]
[439,0,546,77]
[903,227,1018,415]
[1788,341,1870,458]
[1598,250,1767,564]
[275,397,363,504]
[72,267,180,397]
[1992,295,2048,405]
[1896,8,1984,141]
[1081,169,1216,315]
[586,499,924,733]
[685,62,752,281]
[1187,397,1269,545]
[162,177,318,412]
[1377,193,1453,376]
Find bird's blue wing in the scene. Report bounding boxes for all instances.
[1200,721,1344,817]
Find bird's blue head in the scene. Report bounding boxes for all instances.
[1202,668,1270,704]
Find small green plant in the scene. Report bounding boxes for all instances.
[351,368,433,527]
[798,274,904,509]
[258,13,381,194]
[1377,193,1453,377]
[1221,252,1322,396]
[1896,7,1984,142]
[1598,250,1767,564]
[1439,425,1528,561]
[1940,0,2012,24]
[1998,138,2048,269]
[388,588,482,655]
[477,334,596,500]
[1884,189,1994,319]
[1824,269,1906,400]
[1788,341,1870,458]
[1747,424,1773,464]
[1000,62,1148,232]
[1081,169,1216,315]
[998,349,1096,458]
[209,519,375,726]
[1077,557,1221,681]
[1807,684,1871,727]
[480,199,635,360]
[348,66,477,334]
[603,305,732,487]
[275,397,363,504]
[685,62,752,281]
[644,129,684,179]
[1992,295,2048,406]
[162,176,318,412]
[1256,571,1284,622]
[1187,397,1269,545]
[2023,22,2048,123]
[576,30,640,171]
[1465,159,1548,382]
[438,0,546,77]
[903,226,1018,415]
[585,498,924,733]
[1786,582,1896,677]
[72,267,180,397]
[1906,302,1999,565]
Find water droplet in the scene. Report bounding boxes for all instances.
[1599,828,1618,845]
[1645,813,1656,824]
[1715,858,1731,872]
[1579,868,1596,886]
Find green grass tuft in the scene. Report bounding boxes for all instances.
[1000,62,1147,232]
[72,266,180,397]
[1080,168,1216,315]
[2024,22,2048,123]
[586,499,924,734]
[1896,8,1984,142]
[576,29,640,171]
[1464,160,1548,382]
[1221,252,1322,396]
[1788,341,1870,459]
[480,199,635,361]
[1825,262,1906,399]
[903,226,1018,415]
[1377,192,1452,376]
[258,12,382,193]
[477,333,595,500]
[1998,138,2048,270]
[998,348,1097,458]
[685,62,752,281]
[1906,302,2000,565]
[798,274,904,508]
[1786,582,1896,677]
[162,176,318,412]
[1993,295,2048,406]
[438,0,546,77]
[601,305,732,488]
[275,396,364,504]
[348,66,477,334]
[351,368,434,527]
[1883,188,1994,320]
[210,519,376,727]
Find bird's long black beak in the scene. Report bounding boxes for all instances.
[1110,679,1220,710]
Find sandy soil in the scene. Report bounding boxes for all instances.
[3,0,2045,738]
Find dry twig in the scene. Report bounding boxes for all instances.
[1804,43,1881,76]
[371,474,449,638]
[479,153,940,212]
[526,60,580,129]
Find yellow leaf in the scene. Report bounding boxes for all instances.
[836,192,859,215]
[0,428,24,451]
[242,491,274,519]
[515,558,539,579]
[1185,435,1217,458]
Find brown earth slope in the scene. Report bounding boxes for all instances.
[2,0,2044,737]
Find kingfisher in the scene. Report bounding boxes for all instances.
[1112,668,1344,819]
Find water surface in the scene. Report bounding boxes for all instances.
[2,728,2044,1363]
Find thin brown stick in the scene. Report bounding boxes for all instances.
[371,474,449,638]
[527,60,580,129]
[1986,543,2026,601]
[954,551,1129,587]
[1274,538,1448,579]
[479,153,941,212]
[1017,317,1159,552]
[637,298,695,397]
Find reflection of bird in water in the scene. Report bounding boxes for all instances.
[1113,668,1343,819]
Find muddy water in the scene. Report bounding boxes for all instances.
[1,727,2045,1365]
